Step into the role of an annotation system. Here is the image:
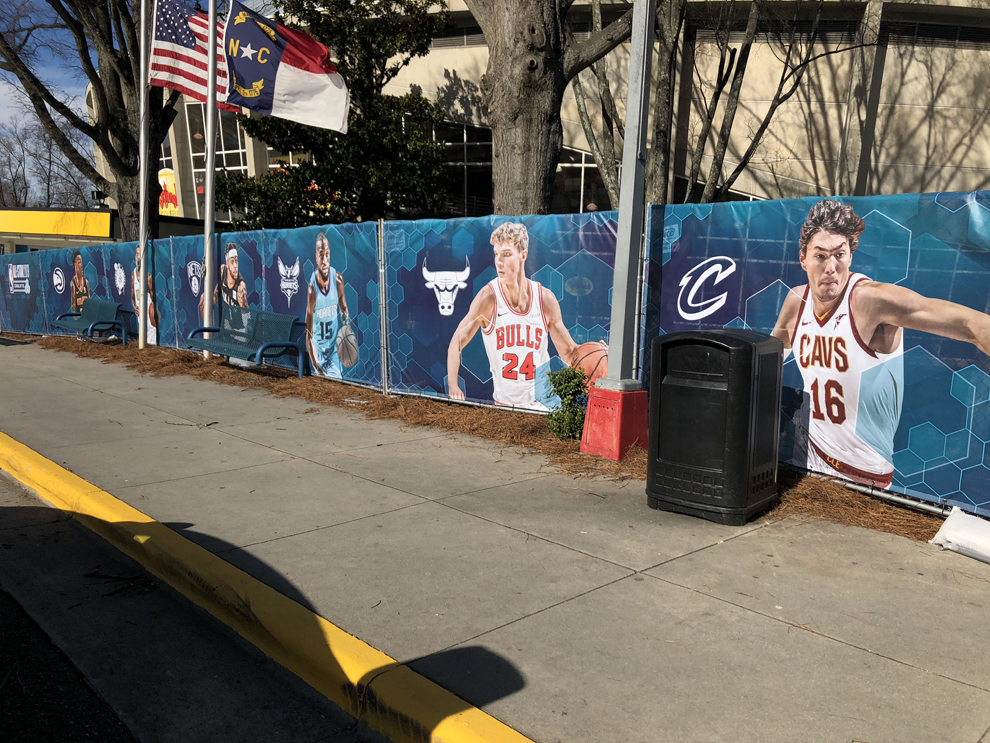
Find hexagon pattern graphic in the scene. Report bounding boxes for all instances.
[384,213,618,410]
[6,191,990,514]
[649,191,990,516]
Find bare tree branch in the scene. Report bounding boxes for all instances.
[563,5,634,82]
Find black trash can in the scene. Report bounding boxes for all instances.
[646,329,783,526]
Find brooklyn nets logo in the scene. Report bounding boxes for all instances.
[187,261,203,297]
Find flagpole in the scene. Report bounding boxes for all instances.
[201,0,219,356]
[137,0,150,349]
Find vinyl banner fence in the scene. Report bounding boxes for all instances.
[7,193,990,517]
[1,222,382,387]
[650,191,990,517]
[383,213,618,410]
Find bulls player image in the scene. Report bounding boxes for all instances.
[447,222,592,411]
[771,199,990,487]
[305,231,349,377]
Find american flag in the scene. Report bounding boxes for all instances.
[150,0,237,110]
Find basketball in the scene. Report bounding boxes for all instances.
[573,341,608,385]
[336,322,358,368]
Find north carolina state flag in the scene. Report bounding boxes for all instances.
[222,0,350,133]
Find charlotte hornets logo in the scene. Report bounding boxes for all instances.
[278,256,300,303]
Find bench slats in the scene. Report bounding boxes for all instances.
[187,305,307,377]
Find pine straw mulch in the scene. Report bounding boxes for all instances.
[12,333,945,542]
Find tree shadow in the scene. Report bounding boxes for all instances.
[152,519,528,738]
[2,503,526,742]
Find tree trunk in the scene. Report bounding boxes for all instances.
[481,3,566,216]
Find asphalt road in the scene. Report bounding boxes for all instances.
[0,472,375,743]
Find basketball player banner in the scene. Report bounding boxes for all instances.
[382,213,618,410]
[650,190,990,518]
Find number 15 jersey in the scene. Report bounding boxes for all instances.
[482,278,551,411]
[789,273,904,484]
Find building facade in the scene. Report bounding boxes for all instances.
[135,0,990,221]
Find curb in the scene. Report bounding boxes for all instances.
[0,431,534,743]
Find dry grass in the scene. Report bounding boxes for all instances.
[15,333,944,542]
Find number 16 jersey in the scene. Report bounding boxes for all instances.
[482,278,551,411]
[789,273,904,486]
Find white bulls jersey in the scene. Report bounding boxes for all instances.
[789,273,904,487]
[482,278,551,411]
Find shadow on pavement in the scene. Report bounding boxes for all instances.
[128,518,529,739]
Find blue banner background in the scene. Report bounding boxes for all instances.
[384,213,618,407]
[650,191,990,516]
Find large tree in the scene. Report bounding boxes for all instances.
[464,0,636,216]
[0,0,178,239]
[218,0,453,227]
[576,0,870,208]
[0,117,93,207]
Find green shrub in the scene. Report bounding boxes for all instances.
[546,365,590,440]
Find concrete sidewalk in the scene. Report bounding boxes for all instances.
[1,341,989,743]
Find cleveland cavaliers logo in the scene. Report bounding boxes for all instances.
[677,256,737,321]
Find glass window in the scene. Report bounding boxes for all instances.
[552,166,582,214]
[582,169,612,212]
[465,143,491,164]
[186,103,205,155]
[466,126,492,143]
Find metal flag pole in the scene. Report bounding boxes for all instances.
[137,0,150,349]
[598,0,655,392]
[201,0,219,357]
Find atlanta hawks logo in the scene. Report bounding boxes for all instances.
[114,263,126,295]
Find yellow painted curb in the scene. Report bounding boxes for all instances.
[0,431,534,743]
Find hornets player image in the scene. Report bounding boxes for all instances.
[772,199,990,487]
[447,222,600,411]
[305,231,349,377]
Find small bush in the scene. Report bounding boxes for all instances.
[546,365,590,440]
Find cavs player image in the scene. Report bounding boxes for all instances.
[772,199,990,487]
[447,222,594,411]
[305,231,349,377]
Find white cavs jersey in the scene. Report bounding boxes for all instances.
[482,278,551,410]
[790,273,904,487]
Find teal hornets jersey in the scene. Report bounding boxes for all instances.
[311,268,341,377]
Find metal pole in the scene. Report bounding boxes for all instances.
[201,0,219,356]
[378,219,389,395]
[137,0,150,349]
[598,0,655,392]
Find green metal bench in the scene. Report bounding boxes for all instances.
[186,305,309,377]
[53,299,134,345]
